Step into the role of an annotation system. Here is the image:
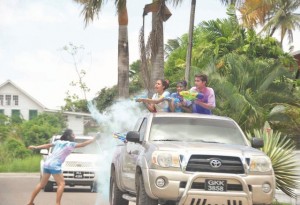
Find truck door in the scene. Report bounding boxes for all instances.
[122,118,147,191]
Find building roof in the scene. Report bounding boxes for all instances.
[45,109,92,117]
[291,50,300,57]
[0,79,46,109]
[0,79,93,118]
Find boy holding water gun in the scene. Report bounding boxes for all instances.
[190,74,215,115]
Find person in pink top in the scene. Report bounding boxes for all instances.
[27,129,98,205]
[190,74,216,114]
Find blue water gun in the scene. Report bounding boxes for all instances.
[132,94,148,102]
[113,132,127,143]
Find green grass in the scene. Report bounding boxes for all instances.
[0,155,41,172]
[273,202,292,205]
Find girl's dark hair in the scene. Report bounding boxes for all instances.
[60,129,74,142]
[158,79,170,90]
[177,80,187,88]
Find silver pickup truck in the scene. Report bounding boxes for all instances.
[109,113,275,205]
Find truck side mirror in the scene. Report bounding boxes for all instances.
[126,131,140,143]
[251,137,264,148]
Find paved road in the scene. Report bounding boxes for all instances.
[1,172,299,205]
[0,173,135,205]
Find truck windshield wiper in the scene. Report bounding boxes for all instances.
[191,140,223,144]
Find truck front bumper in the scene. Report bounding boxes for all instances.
[144,169,274,205]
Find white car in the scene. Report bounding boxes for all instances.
[40,135,100,192]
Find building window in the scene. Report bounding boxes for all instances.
[11,109,22,123]
[11,109,20,117]
[29,110,38,120]
[13,95,19,106]
[0,109,4,115]
[0,95,3,106]
[5,95,11,106]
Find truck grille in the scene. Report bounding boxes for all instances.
[179,182,252,192]
[186,155,244,174]
[64,161,93,167]
[186,198,245,205]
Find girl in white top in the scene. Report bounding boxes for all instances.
[136,79,171,112]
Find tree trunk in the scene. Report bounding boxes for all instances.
[141,0,171,96]
[118,4,129,98]
[185,0,196,86]
[149,0,170,95]
[151,11,164,94]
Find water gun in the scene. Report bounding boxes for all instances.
[113,132,127,143]
[131,94,148,102]
[179,91,204,101]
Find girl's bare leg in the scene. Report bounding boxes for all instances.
[53,173,65,205]
[27,173,51,205]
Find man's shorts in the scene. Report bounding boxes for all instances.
[43,167,62,174]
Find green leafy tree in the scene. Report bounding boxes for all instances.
[63,91,89,113]
[93,86,118,113]
[204,54,297,131]
[129,60,144,94]
[3,138,31,160]
[269,104,300,148]
[21,113,66,146]
[0,114,11,142]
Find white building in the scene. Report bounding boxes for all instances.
[0,79,92,135]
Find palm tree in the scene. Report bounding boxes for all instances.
[74,0,130,98]
[239,0,300,48]
[184,0,196,86]
[260,0,300,47]
[139,0,180,95]
[184,0,246,84]
[116,0,130,98]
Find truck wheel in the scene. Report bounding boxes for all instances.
[110,169,128,205]
[44,182,53,192]
[136,174,158,205]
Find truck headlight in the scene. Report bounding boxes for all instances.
[152,151,180,168]
[249,156,272,172]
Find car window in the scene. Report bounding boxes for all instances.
[139,118,147,141]
[149,117,247,145]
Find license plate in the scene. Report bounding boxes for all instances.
[205,179,227,192]
[74,171,84,179]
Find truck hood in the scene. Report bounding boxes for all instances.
[151,141,266,158]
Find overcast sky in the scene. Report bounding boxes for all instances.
[1,0,299,109]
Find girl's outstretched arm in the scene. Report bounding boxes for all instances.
[28,143,53,150]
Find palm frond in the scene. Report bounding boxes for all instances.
[246,129,300,198]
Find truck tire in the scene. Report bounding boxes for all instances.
[110,169,128,205]
[136,174,158,205]
[44,182,53,192]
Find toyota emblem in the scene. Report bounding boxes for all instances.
[210,159,222,168]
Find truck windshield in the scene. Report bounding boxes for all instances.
[149,117,247,145]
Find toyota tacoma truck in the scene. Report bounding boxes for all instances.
[110,112,275,205]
